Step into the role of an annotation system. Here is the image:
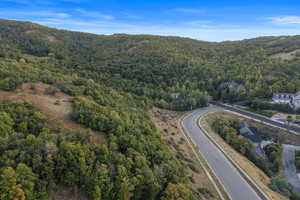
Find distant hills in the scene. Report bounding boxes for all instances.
[1,19,300,106]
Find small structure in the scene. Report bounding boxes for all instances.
[293,92,300,109]
[238,122,269,159]
[239,122,254,135]
[218,81,245,92]
[238,122,261,143]
[170,92,181,100]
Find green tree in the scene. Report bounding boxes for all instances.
[16,163,37,200]
[115,165,133,200]
[0,112,14,137]
[0,167,25,200]
[162,183,195,200]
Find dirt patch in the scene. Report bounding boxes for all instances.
[24,30,57,42]
[48,187,89,200]
[201,111,288,200]
[150,107,222,200]
[270,49,300,61]
[47,35,57,42]
[0,82,105,144]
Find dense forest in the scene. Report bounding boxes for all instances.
[1,18,300,199]
[1,19,300,108]
[0,100,195,200]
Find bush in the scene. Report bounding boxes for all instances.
[44,86,60,95]
[0,77,22,91]
[247,100,293,113]
[269,178,294,198]
[263,143,282,174]
[295,150,300,171]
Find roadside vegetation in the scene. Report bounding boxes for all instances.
[245,101,300,116]
[295,150,300,172]
[209,111,300,199]
[211,119,281,177]
[150,107,224,200]
[201,111,293,200]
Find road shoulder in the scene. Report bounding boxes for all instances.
[200,110,288,200]
[149,107,227,200]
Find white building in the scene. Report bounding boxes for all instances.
[293,92,300,109]
[272,93,293,104]
[272,92,300,110]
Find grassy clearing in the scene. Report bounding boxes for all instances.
[0,82,105,144]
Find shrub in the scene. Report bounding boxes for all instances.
[269,177,293,198]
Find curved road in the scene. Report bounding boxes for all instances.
[182,105,262,200]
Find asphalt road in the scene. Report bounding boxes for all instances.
[212,103,300,195]
[283,144,300,194]
[182,105,262,200]
[213,102,300,134]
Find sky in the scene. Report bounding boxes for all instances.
[1,0,300,41]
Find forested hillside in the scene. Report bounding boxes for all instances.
[0,19,300,200]
[1,19,300,108]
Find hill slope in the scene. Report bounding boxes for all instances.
[1,19,300,108]
[0,19,300,200]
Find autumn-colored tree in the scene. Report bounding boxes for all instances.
[0,167,25,200]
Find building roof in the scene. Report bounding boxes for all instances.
[238,122,262,143]
[273,93,294,100]
[294,92,300,99]
[170,92,181,99]
[238,122,248,129]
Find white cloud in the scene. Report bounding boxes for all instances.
[2,0,88,4]
[2,8,300,42]
[34,18,135,29]
[172,8,206,14]
[0,10,71,18]
[270,16,300,25]
[55,13,71,18]
[76,8,114,20]
[2,0,31,4]
[32,18,300,42]
[2,0,61,6]
[184,20,213,28]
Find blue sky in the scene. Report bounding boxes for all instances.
[1,0,300,41]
